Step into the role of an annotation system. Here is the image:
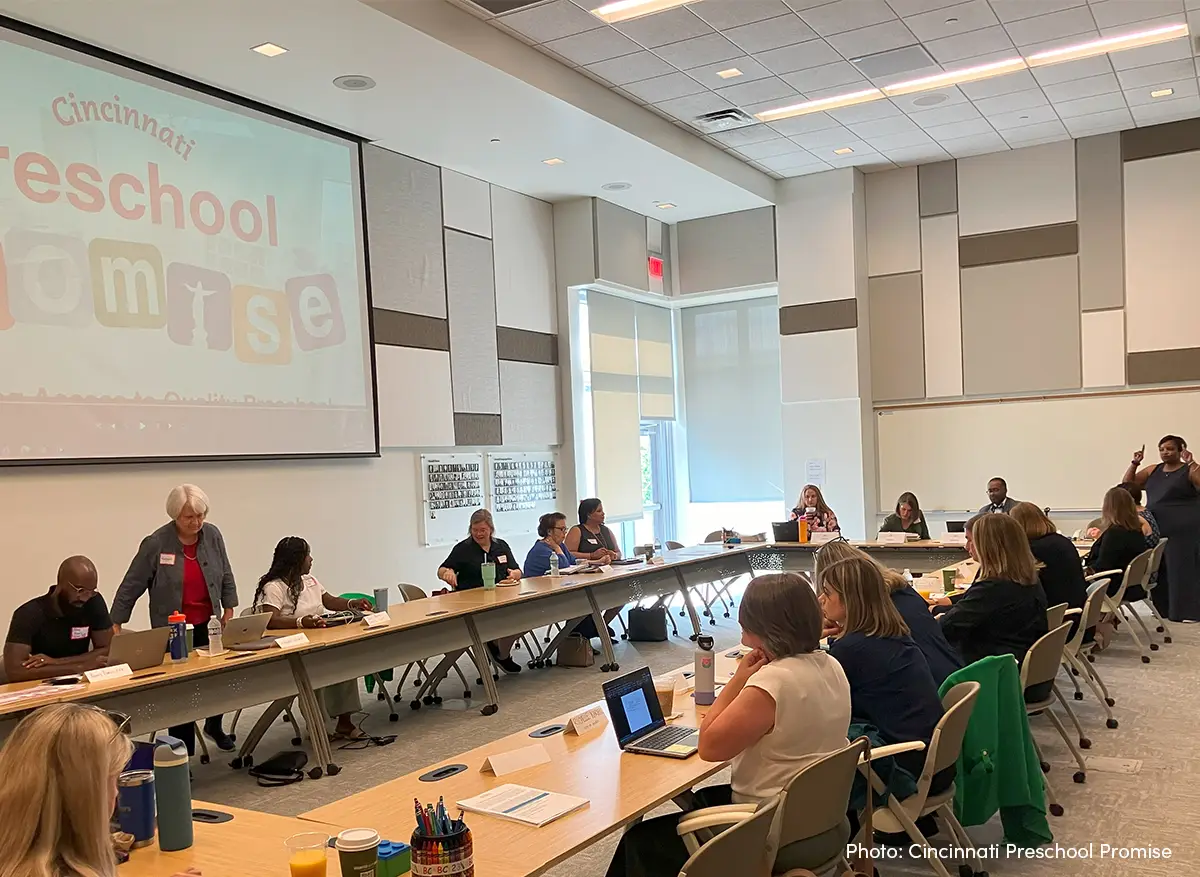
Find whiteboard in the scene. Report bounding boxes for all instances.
[876,389,1200,512]
[487,452,559,537]
[419,453,484,547]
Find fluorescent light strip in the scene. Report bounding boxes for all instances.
[590,0,694,24]
[1027,22,1188,66]
[755,88,883,122]
[883,57,1026,96]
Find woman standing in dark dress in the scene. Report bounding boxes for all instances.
[1123,436,1200,622]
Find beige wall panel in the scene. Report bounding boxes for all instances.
[865,168,921,277]
[1076,133,1125,311]
[957,140,1076,236]
[1082,309,1127,388]
[920,214,964,398]
[868,273,925,402]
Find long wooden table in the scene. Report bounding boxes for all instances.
[301,655,741,877]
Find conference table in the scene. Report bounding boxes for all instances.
[0,539,972,776]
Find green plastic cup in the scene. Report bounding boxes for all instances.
[482,562,497,591]
[942,568,956,590]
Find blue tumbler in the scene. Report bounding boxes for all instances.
[117,770,156,848]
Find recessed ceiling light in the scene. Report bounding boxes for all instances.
[543,157,564,165]
[251,42,288,57]
[833,147,854,155]
[1026,22,1188,67]
[656,202,677,209]
[590,0,692,24]
[333,75,376,91]
[755,87,884,122]
[1151,87,1175,98]
[884,57,1027,96]
[716,67,744,79]
[602,181,633,191]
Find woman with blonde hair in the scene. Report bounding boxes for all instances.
[938,514,1048,697]
[1009,502,1086,620]
[790,484,839,532]
[1084,487,1152,600]
[0,704,195,877]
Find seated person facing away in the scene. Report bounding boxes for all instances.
[1084,486,1153,600]
[253,537,373,740]
[1118,481,1160,547]
[879,491,931,540]
[937,514,1049,700]
[790,483,840,533]
[979,477,1019,515]
[565,498,622,563]
[438,508,523,673]
[1009,502,1087,621]
[606,572,851,877]
[817,548,954,802]
[5,556,114,682]
[0,704,196,877]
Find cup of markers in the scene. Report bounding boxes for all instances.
[412,798,474,877]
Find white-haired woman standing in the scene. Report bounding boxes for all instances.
[112,484,238,752]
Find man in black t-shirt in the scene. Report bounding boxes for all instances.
[4,556,114,682]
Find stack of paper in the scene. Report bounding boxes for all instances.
[457,784,589,827]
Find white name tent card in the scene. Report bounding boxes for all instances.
[362,611,391,628]
[809,532,839,544]
[941,533,968,544]
[274,632,310,649]
[565,706,607,736]
[84,663,133,683]
[877,532,907,544]
[480,742,551,777]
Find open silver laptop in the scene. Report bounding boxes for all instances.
[108,627,171,671]
[224,613,279,651]
[603,667,699,759]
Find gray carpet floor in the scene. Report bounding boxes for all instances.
[190,602,1199,876]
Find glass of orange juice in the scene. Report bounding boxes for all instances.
[286,832,330,877]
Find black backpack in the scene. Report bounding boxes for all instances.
[248,750,308,786]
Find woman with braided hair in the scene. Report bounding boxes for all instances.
[254,536,373,740]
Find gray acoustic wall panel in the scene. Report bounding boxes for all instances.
[868,273,925,402]
[500,361,562,446]
[918,160,957,217]
[594,199,650,292]
[445,229,501,414]
[362,145,446,318]
[676,206,777,294]
[961,255,1082,396]
[1076,133,1125,312]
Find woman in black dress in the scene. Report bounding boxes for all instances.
[1123,436,1200,622]
[565,498,622,563]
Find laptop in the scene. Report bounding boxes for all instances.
[945,521,966,533]
[107,627,171,671]
[772,520,799,542]
[224,613,280,651]
[602,668,699,759]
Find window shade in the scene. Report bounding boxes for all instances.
[681,297,783,503]
[586,292,643,519]
[636,303,675,420]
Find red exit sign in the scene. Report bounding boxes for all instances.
[648,256,664,279]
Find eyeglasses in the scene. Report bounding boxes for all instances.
[77,704,132,737]
[64,580,99,598]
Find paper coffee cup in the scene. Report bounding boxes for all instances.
[335,828,380,877]
[941,568,956,589]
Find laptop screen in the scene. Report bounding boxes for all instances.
[603,668,665,747]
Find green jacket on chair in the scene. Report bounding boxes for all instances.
[938,654,1053,848]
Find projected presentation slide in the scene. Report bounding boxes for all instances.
[0,26,377,463]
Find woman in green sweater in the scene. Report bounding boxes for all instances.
[880,491,931,540]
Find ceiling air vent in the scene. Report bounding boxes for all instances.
[692,108,756,133]
[466,0,546,13]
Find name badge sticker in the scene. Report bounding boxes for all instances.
[70,626,89,640]
[159,553,176,566]
[497,555,507,564]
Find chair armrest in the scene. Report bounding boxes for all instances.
[677,805,757,855]
[862,741,926,761]
[1064,608,1082,618]
[1086,570,1122,582]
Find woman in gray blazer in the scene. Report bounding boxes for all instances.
[112,483,239,753]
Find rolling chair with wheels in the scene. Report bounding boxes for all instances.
[227,608,305,770]
[394,583,473,707]
[1085,548,1154,663]
[1060,579,1118,729]
[337,591,399,722]
[1022,623,1089,791]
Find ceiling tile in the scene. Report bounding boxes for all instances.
[1031,55,1115,85]
[884,144,954,163]
[1001,120,1071,142]
[1131,93,1200,122]
[922,116,996,137]
[725,14,816,53]
[616,7,713,48]
[543,27,641,64]
[885,0,962,14]
[708,123,787,146]
[584,51,677,85]
[757,39,843,73]
[1124,78,1200,104]
[621,71,708,102]
[735,136,810,158]
[1087,0,1185,30]
[1063,107,1135,134]
[789,123,860,147]
[780,60,867,92]
[990,0,1087,23]
[828,97,906,123]
[1117,58,1198,88]
[1052,90,1130,117]
[905,0,1000,41]
[844,113,922,137]
[652,33,743,69]
[958,68,1040,98]
[799,0,897,36]
[986,103,1064,128]
[829,150,892,168]
[941,132,1010,155]
[826,20,920,59]
[1041,71,1122,101]
[715,76,800,106]
[687,57,775,88]
[807,139,878,158]
[972,88,1050,115]
[758,151,830,172]
[867,129,939,148]
[768,111,844,134]
[653,90,734,120]
[1108,38,1194,70]
[922,25,1016,63]
[688,0,794,30]
[905,100,983,125]
[499,0,602,44]
[781,0,844,9]
[1003,6,1099,48]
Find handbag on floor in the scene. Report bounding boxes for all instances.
[627,606,668,642]
[556,633,594,667]
[247,750,308,786]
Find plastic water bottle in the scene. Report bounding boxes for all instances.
[903,569,914,584]
[153,736,193,851]
[167,611,188,662]
[694,635,716,706]
[206,615,223,655]
[549,553,560,577]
